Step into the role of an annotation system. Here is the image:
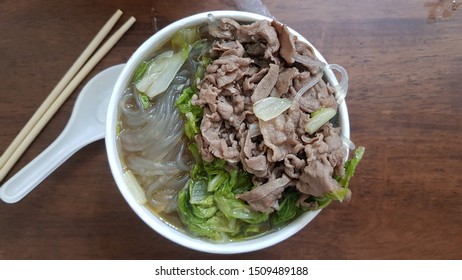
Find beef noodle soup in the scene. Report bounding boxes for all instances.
[116,16,362,242]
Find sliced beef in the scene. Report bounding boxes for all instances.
[211,40,245,57]
[195,134,215,162]
[251,63,279,103]
[298,160,339,197]
[240,129,268,178]
[274,67,299,97]
[199,113,240,163]
[271,20,296,64]
[236,20,280,62]
[284,154,306,179]
[294,37,323,74]
[294,73,338,113]
[259,104,305,162]
[208,18,241,40]
[322,124,347,176]
[296,124,346,196]
[191,85,219,112]
[243,67,268,92]
[192,18,348,212]
[236,174,291,212]
[210,55,252,88]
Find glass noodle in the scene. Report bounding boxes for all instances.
[117,45,206,216]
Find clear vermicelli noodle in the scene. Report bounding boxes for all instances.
[116,17,364,242]
[118,60,195,216]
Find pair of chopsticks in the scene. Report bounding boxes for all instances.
[0,10,136,183]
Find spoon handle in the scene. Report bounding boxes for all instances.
[0,125,100,203]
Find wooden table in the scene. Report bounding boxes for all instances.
[1,0,461,259]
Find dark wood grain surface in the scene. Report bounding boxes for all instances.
[1,0,461,259]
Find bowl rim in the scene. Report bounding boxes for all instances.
[105,10,350,254]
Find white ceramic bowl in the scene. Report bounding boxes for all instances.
[105,10,350,254]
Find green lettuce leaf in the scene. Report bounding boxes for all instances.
[214,192,268,224]
[272,191,304,226]
[339,146,365,189]
[135,27,201,99]
[133,60,149,83]
[171,27,200,53]
[177,157,269,241]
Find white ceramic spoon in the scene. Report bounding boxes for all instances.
[0,64,125,203]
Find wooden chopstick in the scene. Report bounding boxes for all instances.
[0,13,136,183]
[0,10,122,171]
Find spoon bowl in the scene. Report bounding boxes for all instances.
[0,64,125,203]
